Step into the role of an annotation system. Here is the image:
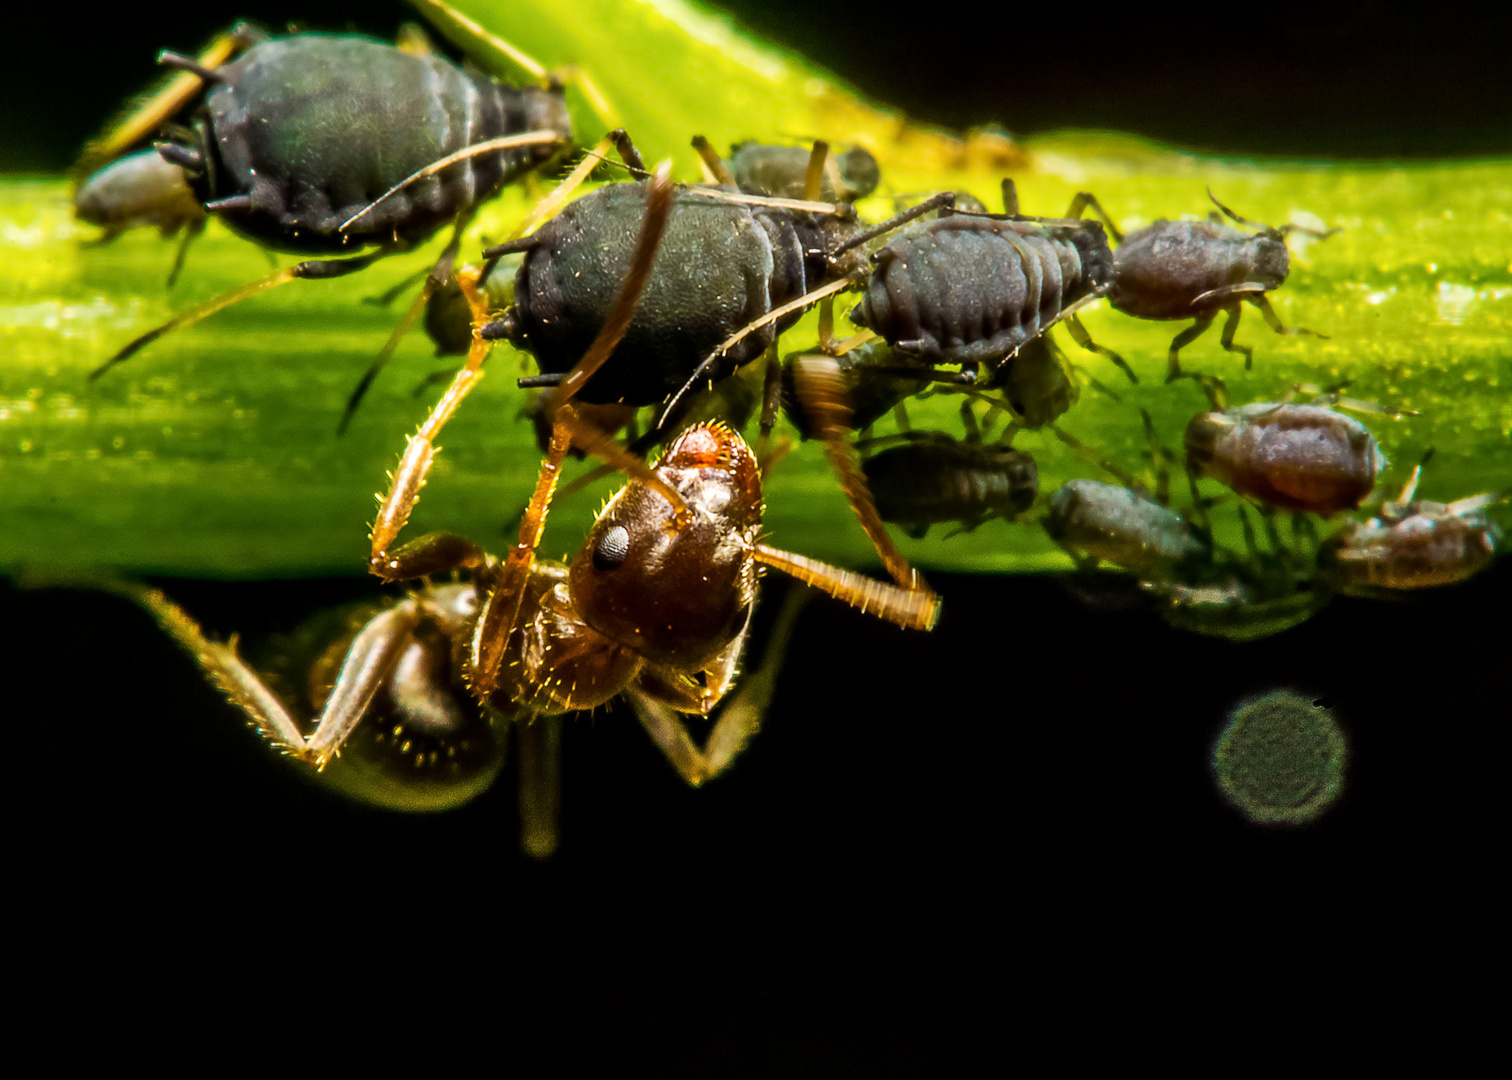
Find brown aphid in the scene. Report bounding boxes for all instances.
[1092,191,1331,381]
[1185,403,1385,515]
[1319,462,1505,592]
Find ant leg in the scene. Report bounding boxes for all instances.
[98,579,436,769]
[339,210,476,434]
[1164,312,1217,384]
[789,355,935,601]
[76,23,261,173]
[91,248,392,379]
[370,268,506,581]
[1065,192,1124,243]
[1064,314,1137,384]
[515,717,563,859]
[625,583,811,786]
[474,167,686,696]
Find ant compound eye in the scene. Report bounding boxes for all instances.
[592,524,631,572]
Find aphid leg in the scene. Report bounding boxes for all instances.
[625,583,812,786]
[1141,409,1171,505]
[1216,303,1257,370]
[1065,192,1124,244]
[1063,313,1138,384]
[164,218,206,289]
[691,135,735,185]
[76,23,263,173]
[364,266,433,308]
[790,354,935,602]
[757,343,783,457]
[1164,312,1217,384]
[91,249,392,380]
[1248,292,1326,344]
[831,191,956,257]
[515,717,563,859]
[1049,424,1142,491]
[339,212,477,434]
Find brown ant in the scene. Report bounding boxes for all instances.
[361,167,939,792]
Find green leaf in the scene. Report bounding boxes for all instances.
[1,0,1508,578]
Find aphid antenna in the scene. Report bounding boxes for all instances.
[338,131,569,233]
[835,191,957,257]
[659,275,856,428]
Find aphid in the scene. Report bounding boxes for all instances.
[1075,189,1331,382]
[91,10,575,381]
[73,149,207,287]
[481,169,862,411]
[860,429,1038,539]
[845,210,1114,386]
[1184,402,1386,515]
[1045,479,1208,575]
[715,139,880,202]
[1318,455,1505,593]
[85,570,811,858]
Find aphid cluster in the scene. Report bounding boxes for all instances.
[72,0,1505,847]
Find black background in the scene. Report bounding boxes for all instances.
[5,0,1508,1067]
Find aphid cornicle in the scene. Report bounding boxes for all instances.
[845,211,1114,385]
[1184,402,1386,515]
[725,141,880,202]
[73,149,207,286]
[1318,460,1505,592]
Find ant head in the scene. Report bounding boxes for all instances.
[569,423,763,669]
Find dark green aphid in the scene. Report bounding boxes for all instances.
[485,178,856,407]
[93,28,571,381]
[162,34,568,255]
